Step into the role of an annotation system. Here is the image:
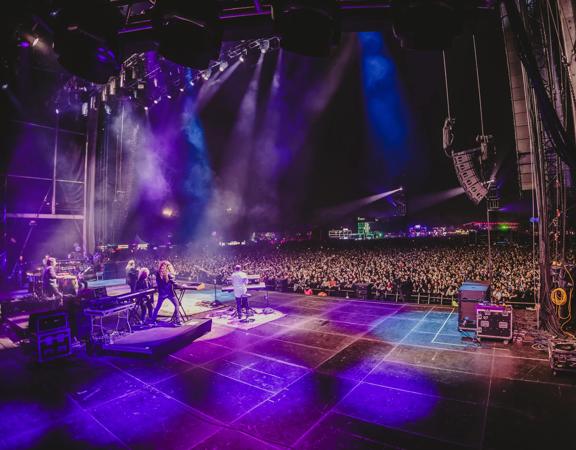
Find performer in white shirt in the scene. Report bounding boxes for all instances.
[231,264,249,320]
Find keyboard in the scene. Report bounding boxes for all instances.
[221,282,266,292]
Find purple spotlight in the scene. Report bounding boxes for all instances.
[55,108,60,115]
[19,40,30,48]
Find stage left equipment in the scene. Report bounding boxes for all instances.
[476,304,513,343]
[84,288,156,351]
[548,338,576,376]
[458,281,490,331]
[28,311,72,363]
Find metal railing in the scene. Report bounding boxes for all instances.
[264,282,536,307]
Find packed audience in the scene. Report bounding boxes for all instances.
[109,239,554,302]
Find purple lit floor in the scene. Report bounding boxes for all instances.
[1,292,575,449]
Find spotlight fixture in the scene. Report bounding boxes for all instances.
[219,60,228,72]
[201,68,211,80]
[52,0,123,83]
[32,37,39,47]
[189,80,195,86]
[392,0,467,51]
[259,39,270,53]
[1,83,8,90]
[152,0,222,69]
[271,0,341,57]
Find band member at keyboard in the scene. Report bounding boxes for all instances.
[43,257,63,305]
[135,267,154,323]
[150,261,181,326]
[231,264,249,320]
[125,259,139,293]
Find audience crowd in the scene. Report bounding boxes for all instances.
[114,240,549,302]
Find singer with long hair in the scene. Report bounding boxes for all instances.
[150,260,181,326]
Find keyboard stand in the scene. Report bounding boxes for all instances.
[174,288,191,323]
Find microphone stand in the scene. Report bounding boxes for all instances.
[195,265,222,307]
[211,276,222,307]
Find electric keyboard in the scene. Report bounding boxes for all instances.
[221,282,266,293]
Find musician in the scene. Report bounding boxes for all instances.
[135,268,154,324]
[42,254,51,268]
[150,261,181,326]
[125,260,139,293]
[231,264,249,320]
[43,257,63,305]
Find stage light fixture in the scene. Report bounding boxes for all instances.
[259,40,270,53]
[392,0,465,51]
[1,83,8,90]
[271,0,341,57]
[152,0,222,70]
[52,0,123,83]
[201,68,211,80]
[32,37,39,47]
[219,60,229,72]
[189,80,195,86]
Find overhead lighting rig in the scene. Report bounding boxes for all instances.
[271,0,341,57]
[152,0,223,69]
[391,0,477,50]
[52,0,123,83]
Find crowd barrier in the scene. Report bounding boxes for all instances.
[263,281,536,307]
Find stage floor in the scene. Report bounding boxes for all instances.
[0,292,575,449]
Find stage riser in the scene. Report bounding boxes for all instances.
[101,319,212,356]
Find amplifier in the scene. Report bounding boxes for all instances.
[476,304,513,343]
[458,281,491,331]
[29,310,69,335]
[460,281,490,300]
[37,329,71,362]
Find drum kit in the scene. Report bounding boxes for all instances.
[26,265,82,300]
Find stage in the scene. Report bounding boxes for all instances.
[0,291,574,449]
